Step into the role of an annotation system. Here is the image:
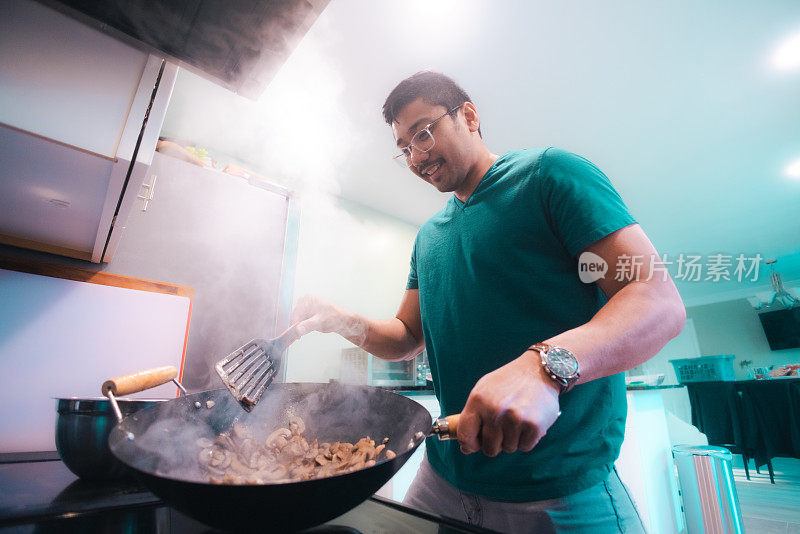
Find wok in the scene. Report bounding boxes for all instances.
[106,376,451,532]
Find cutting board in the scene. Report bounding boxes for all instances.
[0,260,191,453]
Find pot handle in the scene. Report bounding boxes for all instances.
[102,366,185,423]
[102,366,180,397]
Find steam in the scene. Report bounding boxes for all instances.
[154,12,365,391]
[119,385,430,483]
[155,7,421,390]
[291,294,368,347]
[161,13,355,197]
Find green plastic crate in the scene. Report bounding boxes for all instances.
[669,355,736,383]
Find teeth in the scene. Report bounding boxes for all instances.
[424,163,440,176]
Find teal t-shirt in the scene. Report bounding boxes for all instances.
[407,147,637,502]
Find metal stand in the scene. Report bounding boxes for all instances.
[672,445,744,534]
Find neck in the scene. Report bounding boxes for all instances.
[454,148,499,203]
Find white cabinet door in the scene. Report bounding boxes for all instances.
[106,153,293,392]
[0,0,178,263]
[0,0,148,158]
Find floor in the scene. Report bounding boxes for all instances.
[733,457,800,533]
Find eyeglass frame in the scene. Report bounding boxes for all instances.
[392,104,464,164]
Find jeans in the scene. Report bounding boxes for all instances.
[403,454,647,534]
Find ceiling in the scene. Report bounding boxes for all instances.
[161,0,800,306]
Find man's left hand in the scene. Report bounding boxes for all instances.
[457,350,561,456]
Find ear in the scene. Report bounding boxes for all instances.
[461,102,481,134]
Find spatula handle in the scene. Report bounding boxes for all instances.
[101,366,178,397]
[275,325,301,351]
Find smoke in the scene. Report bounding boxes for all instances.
[161,12,356,197]
[119,384,431,483]
[155,7,422,390]
[291,294,367,346]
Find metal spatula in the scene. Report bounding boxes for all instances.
[215,327,299,412]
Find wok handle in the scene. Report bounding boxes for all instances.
[101,366,179,397]
[431,414,461,441]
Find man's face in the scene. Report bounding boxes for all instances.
[392,98,472,193]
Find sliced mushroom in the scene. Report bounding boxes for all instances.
[196,437,214,449]
[229,454,253,475]
[233,422,252,440]
[199,421,402,484]
[266,428,291,449]
[198,448,214,465]
[288,416,306,435]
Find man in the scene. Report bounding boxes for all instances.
[290,71,685,533]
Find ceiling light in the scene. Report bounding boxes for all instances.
[747,259,799,310]
[771,30,800,71]
[785,157,800,179]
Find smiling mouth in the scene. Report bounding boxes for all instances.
[420,161,443,180]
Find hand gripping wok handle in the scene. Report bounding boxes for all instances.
[431,414,461,441]
[102,366,179,397]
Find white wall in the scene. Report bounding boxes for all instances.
[634,298,800,382]
[285,195,420,382]
[631,319,701,385]
[687,298,800,379]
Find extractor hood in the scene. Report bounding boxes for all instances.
[37,0,330,100]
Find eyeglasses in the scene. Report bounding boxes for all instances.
[392,104,462,166]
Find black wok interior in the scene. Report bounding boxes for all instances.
[108,383,433,531]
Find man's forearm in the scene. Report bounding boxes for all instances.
[338,310,424,362]
[543,280,686,384]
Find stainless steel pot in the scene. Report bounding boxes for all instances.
[55,365,184,481]
[55,397,166,480]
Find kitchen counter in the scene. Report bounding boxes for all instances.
[387,387,436,396]
[0,454,494,533]
[615,387,687,534]
[626,384,686,391]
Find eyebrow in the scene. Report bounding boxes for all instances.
[395,116,437,147]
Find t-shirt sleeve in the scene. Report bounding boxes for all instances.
[538,147,637,257]
[406,241,419,290]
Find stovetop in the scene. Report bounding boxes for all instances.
[0,453,494,533]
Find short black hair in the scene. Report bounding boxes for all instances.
[382,71,481,137]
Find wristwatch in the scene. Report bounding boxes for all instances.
[529,343,580,394]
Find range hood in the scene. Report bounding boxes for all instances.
[38,0,330,100]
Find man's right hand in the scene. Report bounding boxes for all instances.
[289,290,424,362]
[290,295,367,346]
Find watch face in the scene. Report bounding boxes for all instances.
[546,347,579,379]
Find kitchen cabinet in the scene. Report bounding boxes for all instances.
[616,388,688,534]
[104,152,298,392]
[0,0,176,262]
[45,0,331,100]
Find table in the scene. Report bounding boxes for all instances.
[686,378,800,481]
